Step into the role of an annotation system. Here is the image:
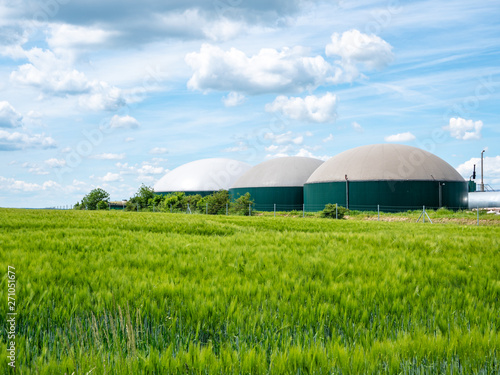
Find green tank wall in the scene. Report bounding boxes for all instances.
[304,180,468,212]
[230,187,304,211]
[155,191,215,197]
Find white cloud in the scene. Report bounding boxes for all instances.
[186,44,337,94]
[264,131,303,145]
[48,24,115,51]
[222,92,246,107]
[443,117,483,140]
[323,134,334,142]
[351,121,363,133]
[150,147,168,155]
[265,93,337,123]
[0,130,56,150]
[456,156,500,186]
[295,148,330,161]
[326,29,394,81]
[110,115,140,129]
[0,101,22,128]
[45,158,66,168]
[116,160,166,182]
[101,172,122,182]
[11,48,126,111]
[0,176,61,192]
[124,137,135,142]
[91,153,126,160]
[384,132,416,142]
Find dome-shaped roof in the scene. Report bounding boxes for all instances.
[307,144,464,183]
[231,156,324,188]
[154,158,251,192]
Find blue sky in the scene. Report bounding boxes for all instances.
[0,0,499,208]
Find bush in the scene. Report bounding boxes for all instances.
[97,201,109,210]
[231,193,254,216]
[198,190,230,215]
[321,204,348,219]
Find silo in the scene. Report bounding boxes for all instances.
[304,144,468,211]
[154,158,251,196]
[230,156,323,211]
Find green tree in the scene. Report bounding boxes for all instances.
[97,201,109,210]
[80,188,110,210]
[230,192,254,216]
[126,184,155,211]
[198,190,230,215]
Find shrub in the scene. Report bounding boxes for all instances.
[321,204,348,219]
[231,193,254,216]
[97,201,109,210]
[198,190,230,215]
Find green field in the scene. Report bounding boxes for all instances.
[1,208,499,374]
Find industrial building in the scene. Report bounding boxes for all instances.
[229,156,323,211]
[154,158,251,197]
[304,144,468,211]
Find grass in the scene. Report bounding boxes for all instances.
[0,208,499,374]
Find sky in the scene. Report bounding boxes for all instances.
[0,0,499,208]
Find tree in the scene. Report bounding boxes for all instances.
[80,188,110,210]
[97,201,109,210]
[230,192,254,216]
[198,190,230,215]
[126,184,155,211]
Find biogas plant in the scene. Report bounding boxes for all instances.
[154,144,496,212]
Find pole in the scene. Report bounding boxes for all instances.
[481,150,485,192]
[423,205,425,223]
[439,183,442,208]
[335,203,338,220]
[378,204,380,221]
[477,206,479,226]
[226,203,228,215]
[274,203,276,217]
[303,204,305,218]
[345,179,349,210]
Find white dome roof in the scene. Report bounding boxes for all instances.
[154,158,251,193]
[307,144,464,183]
[231,156,324,188]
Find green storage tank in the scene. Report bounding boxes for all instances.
[304,144,468,212]
[230,157,323,211]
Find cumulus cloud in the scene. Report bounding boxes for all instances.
[0,176,61,192]
[266,93,337,123]
[222,92,246,107]
[48,24,116,51]
[45,158,66,168]
[109,115,140,129]
[351,121,363,133]
[0,130,56,150]
[186,44,337,94]
[116,160,166,182]
[384,132,416,142]
[323,134,334,142]
[264,131,303,145]
[149,147,168,155]
[326,29,394,81]
[456,155,500,186]
[0,101,23,128]
[443,117,483,140]
[90,153,126,160]
[10,48,126,111]
[101,172,122,182]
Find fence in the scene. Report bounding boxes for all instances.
[54,201,499,226]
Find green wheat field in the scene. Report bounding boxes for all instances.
[1,208,499,374]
